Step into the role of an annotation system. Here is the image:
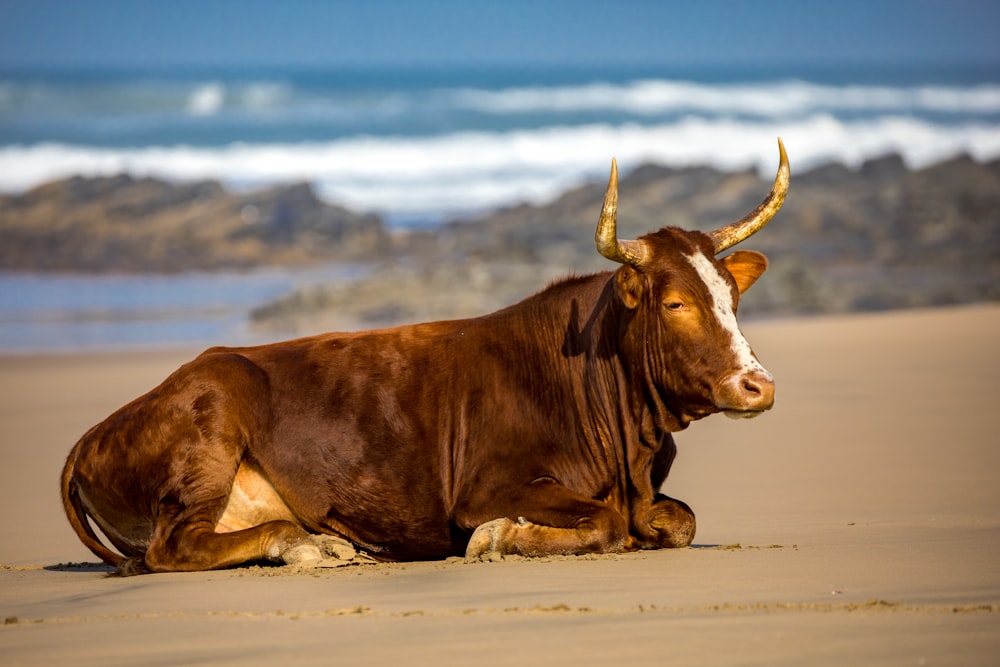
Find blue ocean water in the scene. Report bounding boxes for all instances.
[1,63,998,350]
[2,63,998,220]
[0,264,368,353]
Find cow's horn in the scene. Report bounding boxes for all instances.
[709,137,790,254]
[595,158,647,266]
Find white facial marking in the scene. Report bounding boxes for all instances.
[685,250,771,379]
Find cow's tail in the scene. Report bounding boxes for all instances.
[60,439,124,567]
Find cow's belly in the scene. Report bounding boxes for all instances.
[217,458,457,559]
[214,460,298,533]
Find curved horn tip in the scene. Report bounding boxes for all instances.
[595,156,645,266]
[708,138,790,254]
[602,157,619,212]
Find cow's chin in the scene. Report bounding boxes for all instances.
[723,409,767,420]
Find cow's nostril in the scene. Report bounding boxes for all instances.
[728,371,775,412]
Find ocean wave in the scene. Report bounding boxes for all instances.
[240,82,293,110]
[0,79,291,118]
[2,115,998,217]
[450,79,1000,117]
[186,83,225,116]
[185,81,294,116]
[4,76,999,121]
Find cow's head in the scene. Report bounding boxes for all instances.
[597,139,789,425]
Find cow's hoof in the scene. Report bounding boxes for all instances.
[465,517,516,562]
[280,541,324,566]
[281,535,360,568]
[313,534,358,561]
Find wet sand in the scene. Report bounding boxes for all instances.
[2,305,998,665]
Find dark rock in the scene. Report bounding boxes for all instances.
[0,176,388,272]
[859,153,908,179]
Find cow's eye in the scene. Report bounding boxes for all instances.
[665,301,685,312]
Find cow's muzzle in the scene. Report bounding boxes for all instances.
[718,370,775,419]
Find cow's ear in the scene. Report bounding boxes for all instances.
[615,265,644,309]
[721,250,768,294]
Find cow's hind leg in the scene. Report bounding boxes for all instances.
[139,513,356,574]
[122,353,355,574]
[134,451,320,574]
[141,512,308,574]
[463,479,628,561]
[136,453,359,574]
[137,469,357,574]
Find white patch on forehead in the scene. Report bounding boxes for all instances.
[685,250,770,377]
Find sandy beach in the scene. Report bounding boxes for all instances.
[1,304,998,665]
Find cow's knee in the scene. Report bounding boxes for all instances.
[643,495,696,548]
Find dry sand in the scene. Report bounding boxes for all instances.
[1,305,998,665]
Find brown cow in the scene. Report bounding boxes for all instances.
[61,139,789,575]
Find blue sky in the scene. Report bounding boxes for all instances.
[1,0,999,70]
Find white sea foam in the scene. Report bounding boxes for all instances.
[186,83,225,116]
[2,116,998,217]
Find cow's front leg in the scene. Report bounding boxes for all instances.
[463,479,628,561]
[631,493,696,549]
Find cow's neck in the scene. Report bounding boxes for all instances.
[520,273,678,512]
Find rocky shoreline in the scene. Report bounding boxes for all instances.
[2,153,997,332]
[250,153,1000,333]
[0,176,388,272]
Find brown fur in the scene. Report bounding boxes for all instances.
[61,227,770,573]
